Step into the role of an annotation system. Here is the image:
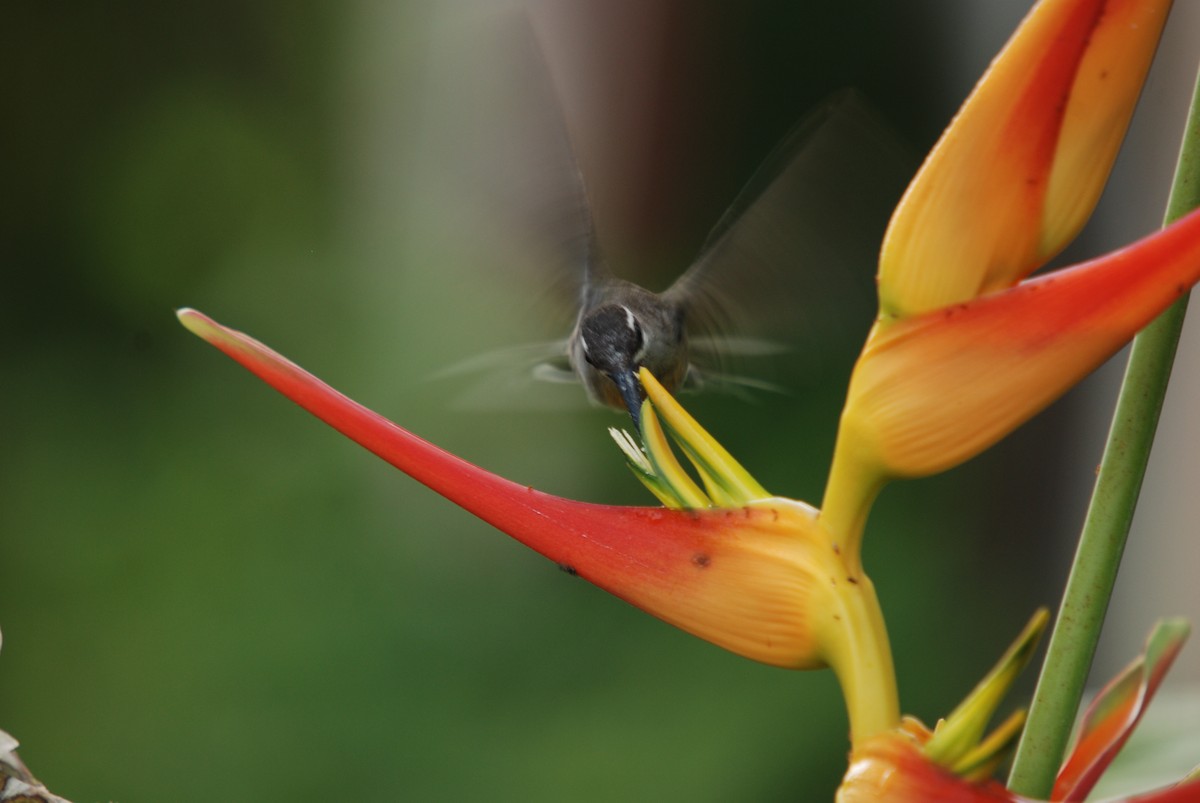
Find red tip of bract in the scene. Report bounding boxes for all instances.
[179,309,837,668]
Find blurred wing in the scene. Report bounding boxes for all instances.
[430,339,571,381]
[681,335,787,400]
[428,339,593,411]
[418,7,601,323]
[665,90,918,387]
[410,7,612,412]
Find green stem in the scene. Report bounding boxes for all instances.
[1008,67,1200,797]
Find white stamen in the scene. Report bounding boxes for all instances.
[608,427,653,473]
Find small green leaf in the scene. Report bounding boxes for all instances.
[926,609,1048,767]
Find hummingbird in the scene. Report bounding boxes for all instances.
[557,91,913,428]
[568,272,687,427]
[427,21,914,425]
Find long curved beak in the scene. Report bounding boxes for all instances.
[612,369,644,428]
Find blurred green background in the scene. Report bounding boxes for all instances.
[3,2,1196,800]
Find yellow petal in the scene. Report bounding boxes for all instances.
[878,0,1172,318]
[637,404,713,509]
[639,368,771,505]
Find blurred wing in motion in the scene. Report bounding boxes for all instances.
[415,8,917,411]
[411,8,602,410]
[419,7,599,322]
[665,90,918,389]
[429,339,593,411]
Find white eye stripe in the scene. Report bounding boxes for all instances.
[621,305,637,333]
[619,305,649,362]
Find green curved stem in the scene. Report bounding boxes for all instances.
[1008,66,1200,797]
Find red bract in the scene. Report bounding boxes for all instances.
[821,0,1190,555]
[177,309,848,672]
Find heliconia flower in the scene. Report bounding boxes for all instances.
[836,619,1198,803]
[176,309,901,743]
[822,0,1199,547]
[176,0,1200,787]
